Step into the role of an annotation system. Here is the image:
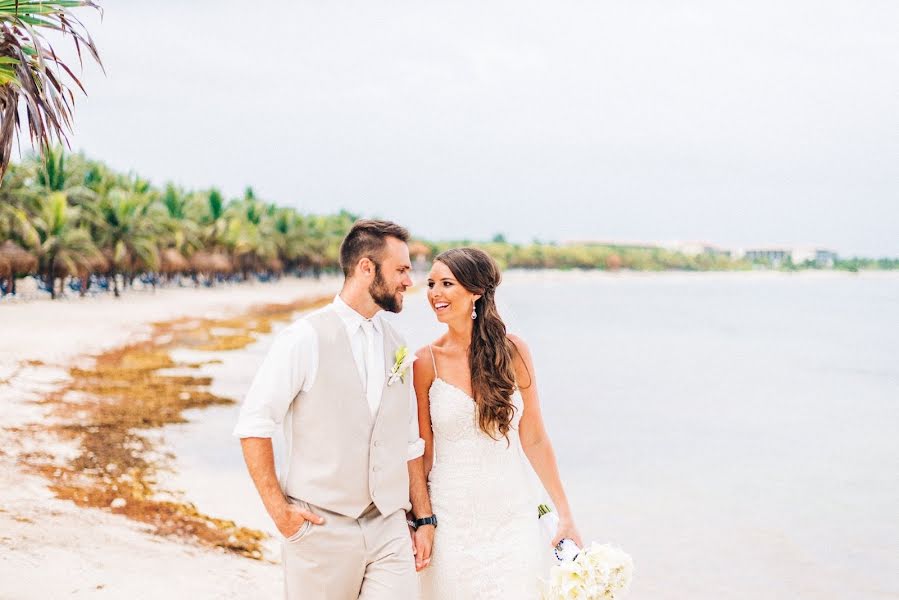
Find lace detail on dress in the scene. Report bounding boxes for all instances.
[419,378,541,600]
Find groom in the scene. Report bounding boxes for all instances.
[234,220,434,599]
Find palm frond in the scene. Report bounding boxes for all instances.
[0,1,102,181]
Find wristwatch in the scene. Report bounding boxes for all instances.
[407,514,438,530]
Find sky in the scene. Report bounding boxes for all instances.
[30,0,899,256]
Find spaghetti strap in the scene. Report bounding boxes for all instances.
[428,344,438,377]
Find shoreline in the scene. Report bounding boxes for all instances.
[0,276,341,599]
[2,266,894,306]
[0,276,340,368]
[501,267,899,282]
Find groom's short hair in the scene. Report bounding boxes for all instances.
[340,219,410,277]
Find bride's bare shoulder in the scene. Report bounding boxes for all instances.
[413,342,438,381]
[507,333,536,387]
[414,344,433,363]
[506,333,532,358]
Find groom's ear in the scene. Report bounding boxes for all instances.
[357,256,376,279]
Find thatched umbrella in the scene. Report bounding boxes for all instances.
[88,253,111,274]
[267,257,284,274]
[189,251,216,274]
[160,248,189,274]
[209,252,233,274]
[190,251,232,286]
[0,240,38,295]
[0,240,37,275]
[101,247,133,273]
[68,253,111,296]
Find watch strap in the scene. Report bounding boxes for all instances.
[413,515,438,529]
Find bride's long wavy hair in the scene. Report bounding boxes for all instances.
[434,248,528,441]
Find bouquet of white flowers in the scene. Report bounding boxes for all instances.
[538,504,634,600]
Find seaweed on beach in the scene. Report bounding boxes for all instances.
[21,294,332,560]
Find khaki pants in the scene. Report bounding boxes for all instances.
[282,499,418,600]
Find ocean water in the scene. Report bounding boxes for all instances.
[161,271,899,599]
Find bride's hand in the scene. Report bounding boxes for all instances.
[552,516,583,548]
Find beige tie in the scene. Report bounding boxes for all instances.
[360,320,378,417]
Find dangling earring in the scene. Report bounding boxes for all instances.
[471,301,477,320]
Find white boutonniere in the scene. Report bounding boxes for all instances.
[387,346,415,385]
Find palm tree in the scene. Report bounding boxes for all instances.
[271,207,308,273]
[187,187,228,250]
[224,192,278,279]
[82,158,122,198]
[0,1,103,180]
[161,183,200,249]
[16,146,97,210]
[90,183,162,296]
[313,210,356,273]
[17,190,98,298]
[0,159,25,222]
[157,183,199,280]
[36,145,72,190]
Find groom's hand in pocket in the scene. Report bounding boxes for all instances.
[276,502,325,538]
[413,526,434,571]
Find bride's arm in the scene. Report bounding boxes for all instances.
[407,347,437,571]
[510,334,584,548]
[413,347,436,477]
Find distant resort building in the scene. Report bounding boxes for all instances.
[563,239,838,268]
[736,247,837,267]
[794,247,838,268]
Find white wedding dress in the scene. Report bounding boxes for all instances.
[419,349,542,600]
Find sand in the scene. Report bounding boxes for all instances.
[0,277,342,599]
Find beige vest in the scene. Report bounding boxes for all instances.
[282,309,411,518]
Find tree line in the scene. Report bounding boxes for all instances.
[2,150,895,300]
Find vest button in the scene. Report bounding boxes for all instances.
[373,440,381,447]
[372,466,380,472]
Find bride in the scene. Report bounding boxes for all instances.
[414,248,582,599]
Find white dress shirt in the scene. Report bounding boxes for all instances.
[333,295,388,418]
[233,296,425,461]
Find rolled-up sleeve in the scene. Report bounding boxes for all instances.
[232,320,317,439]
[407,380,425,460]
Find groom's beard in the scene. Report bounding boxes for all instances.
[370,265,403,313]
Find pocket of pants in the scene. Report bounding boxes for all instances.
[284,498,314,543]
